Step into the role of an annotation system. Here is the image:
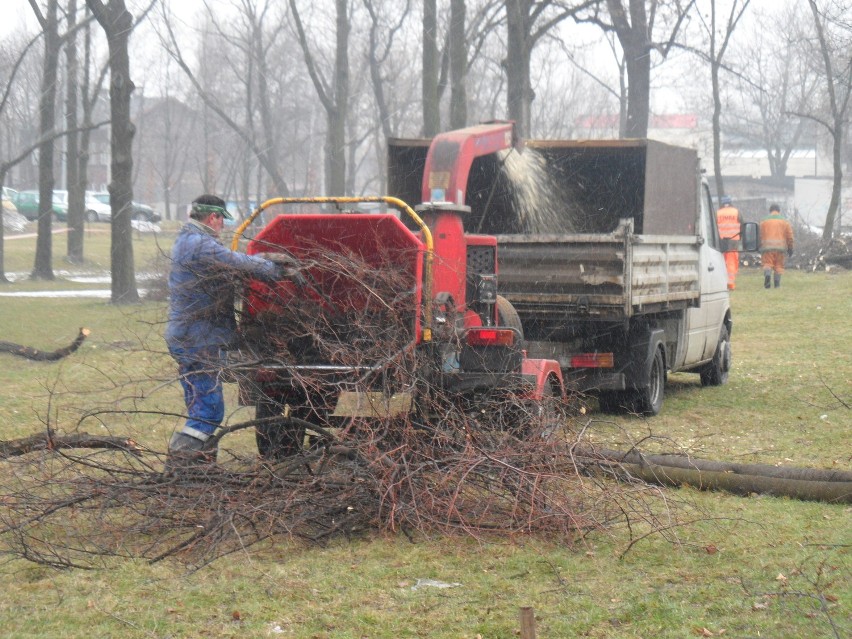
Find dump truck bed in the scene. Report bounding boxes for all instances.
[495,219,701,322]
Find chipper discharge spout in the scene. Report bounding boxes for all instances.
[416,121,522,323]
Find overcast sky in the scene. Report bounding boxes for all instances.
[2,0,791,116]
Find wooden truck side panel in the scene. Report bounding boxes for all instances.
[495,221,701,322]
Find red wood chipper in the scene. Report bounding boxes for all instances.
[230,122,564,459]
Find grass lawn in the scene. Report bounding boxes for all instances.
[0,243,849,638]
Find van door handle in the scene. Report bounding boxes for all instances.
[708,264,715,271]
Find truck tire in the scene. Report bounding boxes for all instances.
[700,325,730,387]
[496,295,524,340]
[630,345,665,416]
[255,397,305,460]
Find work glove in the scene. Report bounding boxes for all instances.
[287,270,308,288]
[271,264,307,288]
[257,251,307,287]
[257,251,299,267]
[787,248,794,257]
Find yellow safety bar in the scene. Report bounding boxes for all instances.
[231,196,434,342]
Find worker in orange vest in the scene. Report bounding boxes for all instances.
[716,195,743,290]
[759,204,794,289]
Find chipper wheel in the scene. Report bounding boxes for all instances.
[255,397,306,460]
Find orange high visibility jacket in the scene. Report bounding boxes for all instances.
[717,204,743,249]
[759,213,794,253]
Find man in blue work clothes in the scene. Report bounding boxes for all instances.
[165,194,300,469]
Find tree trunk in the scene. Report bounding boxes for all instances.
[604,0,655,139]
[449,0,467,129]
[364,0,393,142]
[78,8,95,236]
[622,34,650,138]
[590,447,852,504]
[422,0,440,136]
[65,0,85,265]
[824,127,843,240]
[0,169,8,283]
[31,0,61,281]
[290,0,348,196]
[253,19,285,200]
[807,0,850,242]
[709,0,725,198]
[708,0,753,199]
[326,0,349,196]
[505,0,531,138]
[87,0,138,303]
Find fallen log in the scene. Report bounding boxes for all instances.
[586,448,852,504]
[0,328,90,361]
[0,432,141,459]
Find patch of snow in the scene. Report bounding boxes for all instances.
[131,220,161,233]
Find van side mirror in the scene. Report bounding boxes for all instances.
[740,222,759,251]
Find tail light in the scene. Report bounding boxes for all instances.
[466,328,516,347]
[570,353,614,368]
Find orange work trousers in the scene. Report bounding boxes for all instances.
[723,251,739,289]
[761,251,786,274]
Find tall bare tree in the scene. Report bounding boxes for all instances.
[86,0,138,303]
[290,0,350,195]
[364,0,411,139]
[806,0,852,241]
[504,1,596,138]
[700,0,751,199]
[0,32,43,282]
[65,0,85,264]
[449,0,468,128]
[726,4,816,180]
[422,0,440,136]
[29,0,62,281]
[151,70,193,220]
[576,0,695,138]
[159,1,293,199]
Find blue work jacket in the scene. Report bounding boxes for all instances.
[165,221,279,350]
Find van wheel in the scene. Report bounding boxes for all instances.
[86,210,99,223]
[631,346,665,416]
[700,326,730,386]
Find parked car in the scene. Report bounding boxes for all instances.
[90,191,161,223]
[52,190,69,221]
[12,189,68,221]
[84,192,112,222]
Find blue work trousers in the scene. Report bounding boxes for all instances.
[169,345,225,438]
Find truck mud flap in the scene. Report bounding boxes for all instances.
[627,327,666,388]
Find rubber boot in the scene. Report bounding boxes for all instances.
[774,273,781,288]
[764,271,771,289]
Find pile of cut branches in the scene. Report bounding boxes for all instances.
[0,411,687,569]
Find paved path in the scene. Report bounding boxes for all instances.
[5,227,110,240]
